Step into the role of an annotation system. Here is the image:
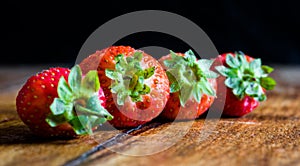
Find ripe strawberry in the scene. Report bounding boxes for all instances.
[214,52,276,116]
[80,46,170,128]
[16,65,113,137]
[158,50,218,120]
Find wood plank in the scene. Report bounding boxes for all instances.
[0,65,300,166]
[79,86,300,166]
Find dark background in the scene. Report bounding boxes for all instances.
[1,1,300,65]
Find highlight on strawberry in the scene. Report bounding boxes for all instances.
[80,46,170,128]
[16,65,113,137]
[158,50,218,120]
[214,52,276,117]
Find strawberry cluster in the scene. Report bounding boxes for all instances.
[16,46,276,137]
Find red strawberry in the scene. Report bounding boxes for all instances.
[16,65,113,137]
[80,46,170,128]
[214,52,276,116]
[158,50,218,120]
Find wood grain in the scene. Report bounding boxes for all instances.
[0,65,300,166]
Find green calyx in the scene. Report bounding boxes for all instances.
[215,52,276,102]
[105,52,155,105]
[46,65,113,135]
[163,50,218,106]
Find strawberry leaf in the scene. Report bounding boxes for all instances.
[117,91,128,105]
[237,53,248,67]
[92,117,108,126]
[111,81,124,94]
[164,51,185,68]
[50,98,73,115]
[225,77,241,89]
[197,59,214,72]
[81,70,100,96]
[166,71,176,83]
[258,93,267,101]
[69,115,92,135]
[133,51,143,61]
[68,65,82,95]
[170,50,178,59]
[215,52,276,102]
[199,77,216,96]
[226,54,240,68]
[46,114,68,127]
[57,77,74,103]
[179,82,193,106]
[204,70,219,79]
[170,82,180,93]
[233,86,244,98]
[166,71,180,93]
[260,77,276,90]
[86,95,113,120]
[261,65,274,74]
[215,66,231,77]
[63,108,75,121]
[163,59,176,68]
[105,69,117,80]
[193,82,202,103]
[249,58,261,71]
[185,50,197,66]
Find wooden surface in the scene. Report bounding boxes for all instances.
[0,65,300,166]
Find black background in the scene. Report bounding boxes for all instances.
[1,1,300,65]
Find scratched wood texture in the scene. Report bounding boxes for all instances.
[0,65,300,166]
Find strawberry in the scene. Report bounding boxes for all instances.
[80,46,170,128]
[214,52,276,116]
[158,50,218,120]
[16,65,113,137]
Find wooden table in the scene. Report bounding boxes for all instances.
[0,65,300,166]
